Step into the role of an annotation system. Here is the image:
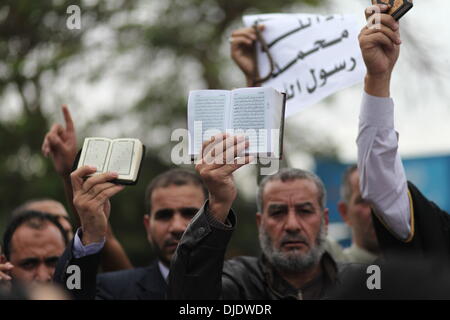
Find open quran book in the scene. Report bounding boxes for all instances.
[188,87,286,159]
[76,137,145,185]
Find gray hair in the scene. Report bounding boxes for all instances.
[340,165,358,204]
[256,168,327,212]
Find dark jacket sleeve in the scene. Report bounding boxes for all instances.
[167,201,237,300]
[53,238,102,300]
[373,181,450,263]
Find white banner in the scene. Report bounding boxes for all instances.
[243,13,366,117]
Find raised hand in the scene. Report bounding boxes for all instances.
[195,134,253,223]
[42,105,77,177]
[71,166,124,245]
[359,4,402,97]
[230,25,265,86]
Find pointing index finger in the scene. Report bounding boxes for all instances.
[62,105,75,132]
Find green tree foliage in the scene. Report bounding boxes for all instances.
[0,0,136,256]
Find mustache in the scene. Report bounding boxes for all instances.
[163,233,183,247]
[279,233,309,246]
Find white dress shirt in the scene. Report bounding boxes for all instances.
[158,261,169,281]
[357,92,412,241]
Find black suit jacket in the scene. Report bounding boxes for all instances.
[53,239,167,300]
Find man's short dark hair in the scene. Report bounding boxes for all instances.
[2,211,69,260]
[340,165,358,204]
[256,168,327,212]
[144,168,208,214]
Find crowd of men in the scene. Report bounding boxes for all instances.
[2,4,450,300]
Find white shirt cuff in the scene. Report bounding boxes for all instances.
[360,92,395,128]
[73,228,105,259]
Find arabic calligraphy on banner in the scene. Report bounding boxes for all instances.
[243,13,366,117]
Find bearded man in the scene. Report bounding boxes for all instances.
[168,134,358,300]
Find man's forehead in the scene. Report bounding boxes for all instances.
[150,185,205,207]
[263,179,320,206]
[10,224,65,258]
[26,200,68,218]
[267,202,314,207]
